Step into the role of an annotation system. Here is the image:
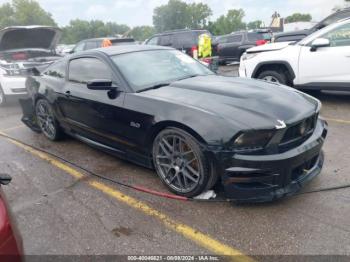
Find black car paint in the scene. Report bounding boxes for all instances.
[21,46,327,201]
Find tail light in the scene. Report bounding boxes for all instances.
[255,39,267,46]
[191,45,198,59]
[11,53,27,60]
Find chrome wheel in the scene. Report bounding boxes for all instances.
[154,133,204,194]
[36,100,57,140]
[262,75,280,83]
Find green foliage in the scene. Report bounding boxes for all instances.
[285,13,312,23]
[153,0,212,32]
[0,0,56,29]
[129,26,156,41]
[208,9,246,35]
[247,20,263,30]
[61,20,131,44]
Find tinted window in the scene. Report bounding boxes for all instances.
[159,35,172,46]
[276,35,305,42]
[228,34,242,42]
[85,41,99,50]
[44,61,66,79]
[247,33,271,41]
[172,32,197,48]
[322,23,350,47]
[69,58,111,84]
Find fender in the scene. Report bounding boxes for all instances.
[252,61,296,80]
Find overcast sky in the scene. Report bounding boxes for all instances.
[1,0,347,26]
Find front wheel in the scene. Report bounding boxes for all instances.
[35,99,63,141]
[257,70,287,85]
[152,128,215,197]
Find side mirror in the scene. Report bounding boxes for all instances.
[310,38,330,52]
[0,173,12,185]
[87,79,114,90]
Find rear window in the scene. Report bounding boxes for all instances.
[247,33,271,42]
[227,34,242,42]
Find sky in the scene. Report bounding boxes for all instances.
[1,0,347,27]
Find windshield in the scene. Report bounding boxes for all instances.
[111,50,214,91]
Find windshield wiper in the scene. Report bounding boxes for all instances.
[137,83,170,93]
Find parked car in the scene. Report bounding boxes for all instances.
[71,37,136,53]
[145,29,211,57]
[212,30,272,64]
[20,45,327,202]
[239,18,350,91]
[273,7,350,43]
[0,26,62,106]
[0,173,23,261]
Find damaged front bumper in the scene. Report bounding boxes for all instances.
[219,119,328,202]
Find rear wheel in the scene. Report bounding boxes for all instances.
[0,87,6,106]
[257,70,287,85]
[152,128,215,197]
[35,99,63,141]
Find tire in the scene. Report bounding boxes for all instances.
[0,87,6,107]
[257,70,287,85]
[152,127,216,197]
[35,99,63,141]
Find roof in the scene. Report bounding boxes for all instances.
[154,29,210,36]
[73,45,173,57]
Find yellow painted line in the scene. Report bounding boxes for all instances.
[323,117,350,125]
[0,131,254,262]
[0,124,25,132]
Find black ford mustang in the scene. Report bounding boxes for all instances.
[20,45,328,202]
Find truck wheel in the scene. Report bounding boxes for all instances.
[258,70,287,85]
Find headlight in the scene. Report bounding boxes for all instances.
[233,130,275,151]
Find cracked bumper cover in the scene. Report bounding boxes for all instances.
[219,119,328,202]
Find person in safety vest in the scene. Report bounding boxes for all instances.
[198,33,212,59]
[102,38,112,48]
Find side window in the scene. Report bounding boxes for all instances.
[44,61,66,79]
[321,11,350,27]
[321,23,350,47]
[159,35,172,46]
[85,41,98,50]
[68,58,112,84]
[228,34,242,43]
[147,37,159,45]
[73,42,85,53]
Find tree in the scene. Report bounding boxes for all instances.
[153,0,212,32]
[208,9,246,35]
[285,13,312,23]
[247,20,263,30]
[0,0,56,29]
[129,26,155,41]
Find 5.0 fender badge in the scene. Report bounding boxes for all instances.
[275,120,286,129]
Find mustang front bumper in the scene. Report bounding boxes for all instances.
[219,119,328,202]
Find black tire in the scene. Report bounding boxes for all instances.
[152,127,216,197]
[0,87,6,107]
[35,99,63,141]
[257,70,288,85]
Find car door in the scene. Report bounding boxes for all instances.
[219,34,243,61]
[59,56,130,152]
[298,22,350,87]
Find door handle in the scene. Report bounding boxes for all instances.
[65,90,71,97]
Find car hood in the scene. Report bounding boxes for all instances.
[143,75,318,129]
[246,42,292,53]
[0,26,62,52]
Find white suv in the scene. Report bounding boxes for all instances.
[0,26,61,106]
[239,18,350,91]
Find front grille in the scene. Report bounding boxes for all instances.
[279,114,317,152]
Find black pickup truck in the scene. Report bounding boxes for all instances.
[274,8,350,43]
